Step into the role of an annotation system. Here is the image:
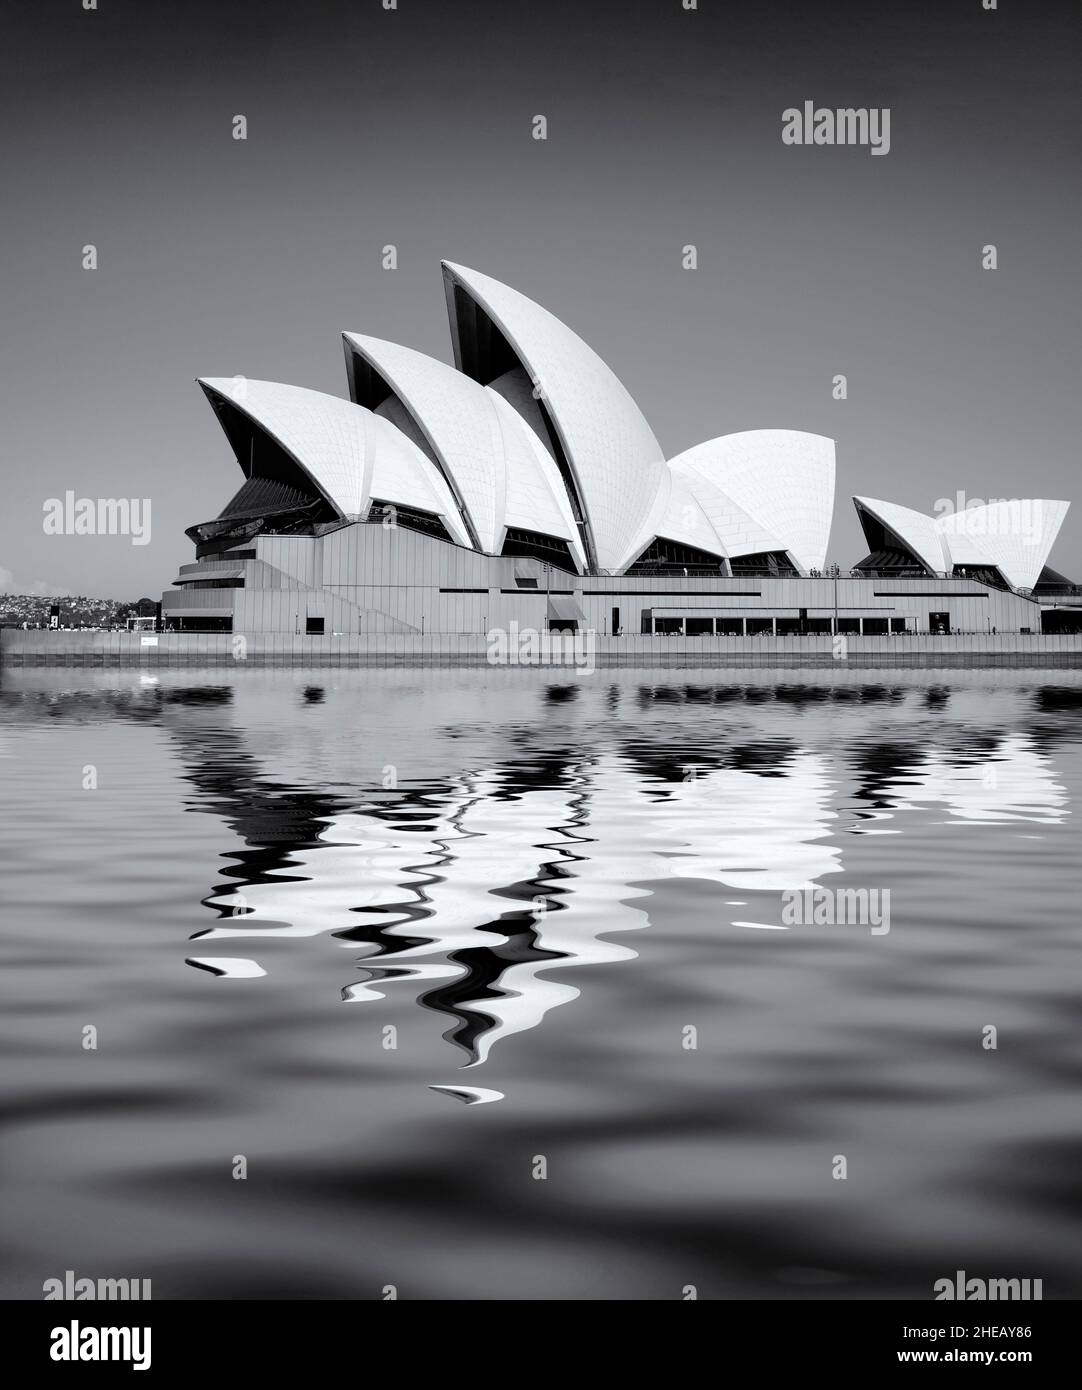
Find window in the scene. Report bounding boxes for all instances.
[685,617,714,636]
[716,618,744,635]
[862,617,889,635]
[366,500,453,543]
[775,618,801,635]
[837,617,861,634]
[168,616,233,633]
[746,618,774,635]
[306,616,325,635]
[654,618,683,635]
[729,550,798,577]
[502,529,577,570]
[626,538,724,576]
[889,618,909,633]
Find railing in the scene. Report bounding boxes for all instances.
[808,567,952,580]
[177,559,253,577]
[623,564,727,577]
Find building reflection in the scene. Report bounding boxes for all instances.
[119,679,1068,1073]
[6,673,1065,1072]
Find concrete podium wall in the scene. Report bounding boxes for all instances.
[4,629,1082,668]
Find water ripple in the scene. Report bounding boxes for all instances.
[2,668,1080,1299]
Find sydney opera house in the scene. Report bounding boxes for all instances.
[163,262,1076,638]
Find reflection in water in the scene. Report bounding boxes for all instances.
[186,956,267,979]
[429,1084,505,1106]
[136,679,1072,1079]
[2,669,1081,1300]
[5,674,1068,1076]
[878,735,1066,825]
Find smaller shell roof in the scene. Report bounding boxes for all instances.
[198,377,469,545]
[854,496,947,575]
[935,499,1069,590]
[343,334,504,552]
[854,494,1071,590]
[670,431,836,573]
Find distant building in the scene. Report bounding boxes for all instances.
[163,263,1076,637]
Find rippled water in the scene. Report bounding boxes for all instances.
[2,667,1080,1299]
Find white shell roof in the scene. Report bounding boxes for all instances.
[343,334,504,553]
[341,334,588,567]
[934,499,1069,590]
[668,455,781,560]
[855,495,1070,589]
[487,366,551,442]
[199,378,469,546]
[200,377,371,519]
[443,261,667,574]
[627,468,727,563]
[366,413,471,546]
[199,268,1078,592]
[670,430,836,573]
[853,495,947,574]
[487,388,587,570]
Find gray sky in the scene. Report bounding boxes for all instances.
[2,0,1079,596]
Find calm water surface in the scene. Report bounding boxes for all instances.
[2,667,1080,1299]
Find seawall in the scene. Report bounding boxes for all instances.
[3,630,1082,668]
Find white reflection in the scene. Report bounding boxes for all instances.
[193,748,845,1068]
[881,735,1067,825]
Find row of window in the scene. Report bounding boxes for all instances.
[648,616,914,636]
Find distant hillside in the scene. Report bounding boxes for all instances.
[0,595,157,628]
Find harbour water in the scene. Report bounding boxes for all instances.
[2,667,1080,1299]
